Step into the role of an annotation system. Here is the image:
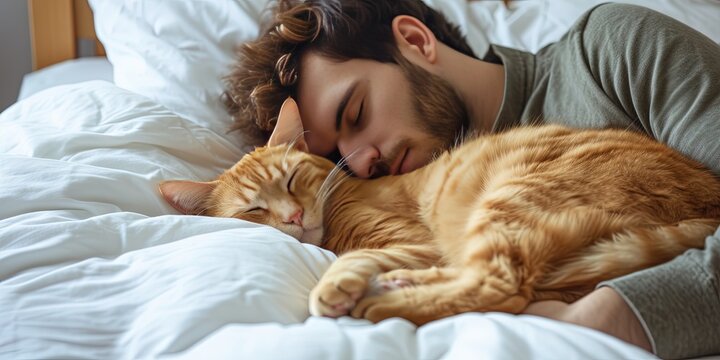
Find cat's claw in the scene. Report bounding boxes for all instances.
[389,279,413,288]
[367,277,413,297]
[332,300,356,312]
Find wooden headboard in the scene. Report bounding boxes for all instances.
[28,0,104,70]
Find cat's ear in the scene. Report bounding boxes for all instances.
[268,97,309,152]
[158,180,218,215]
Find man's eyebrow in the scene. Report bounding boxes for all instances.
[336,80,359,132]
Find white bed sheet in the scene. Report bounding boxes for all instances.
[0,82,654,359]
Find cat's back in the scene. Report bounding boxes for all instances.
[449,125,717,187]
[423,125,720,229]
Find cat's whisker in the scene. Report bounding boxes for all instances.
[316,175,350,213]
[316,165,339,201]
[316,150,354,198]
[316,165,348,206]
[322,169,351,202]
[324,172,351,203]
[315,150,359,206]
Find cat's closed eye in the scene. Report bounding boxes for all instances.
[287,170,298,195]
[243,207,266,214]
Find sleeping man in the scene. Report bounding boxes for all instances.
[223,1,720,358]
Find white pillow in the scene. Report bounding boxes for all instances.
[406,0,720,56]
[18,57,114,100]
[89,0,272,141]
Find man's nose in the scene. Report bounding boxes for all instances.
[338,141,380,179]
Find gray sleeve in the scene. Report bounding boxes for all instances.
[599,230,720,359]
[581,4,720,359]
[581,3,720,176]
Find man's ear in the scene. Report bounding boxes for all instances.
[391,15,438,64]
[267,97,309,152]
[158,180,218,215]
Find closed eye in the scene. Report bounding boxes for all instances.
[232,207,267,219]
[354,100,364,127]
[287,170,298,195]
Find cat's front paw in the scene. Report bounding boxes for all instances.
[352,267,460,325]
[351,272,417,323]
[351,290,401,323]
[309,270,369,318]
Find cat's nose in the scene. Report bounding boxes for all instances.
[286,209,303,227]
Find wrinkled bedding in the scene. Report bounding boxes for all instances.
[0,82,656,359]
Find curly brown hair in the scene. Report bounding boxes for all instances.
[222,0,476,145]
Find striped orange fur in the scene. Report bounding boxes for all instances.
[160,101,720,325]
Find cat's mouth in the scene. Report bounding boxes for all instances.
[299,226,323,246]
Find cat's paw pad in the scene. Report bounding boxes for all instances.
[384,278,413,288]
[366,271,415,297]
[367,277,412,297]
[309,271,368,318]
[377,269,418,285]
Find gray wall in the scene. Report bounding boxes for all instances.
[0,0,32,113]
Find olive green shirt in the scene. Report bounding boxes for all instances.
[486,4,720,359]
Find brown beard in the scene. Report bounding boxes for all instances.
[399,56,468,149]
[370,57,468,177]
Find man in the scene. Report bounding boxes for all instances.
[223,1,720,358]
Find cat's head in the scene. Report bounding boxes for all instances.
[159,98,336,246]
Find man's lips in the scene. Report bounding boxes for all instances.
[391,148,408,176]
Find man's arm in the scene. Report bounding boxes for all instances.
[599,233,720,358]
[534,4,720,359]
[525,232,720,358]
[523,287,652,352]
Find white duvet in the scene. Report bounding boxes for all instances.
[0,82,656,359]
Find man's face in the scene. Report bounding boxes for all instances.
[295,51,467,179]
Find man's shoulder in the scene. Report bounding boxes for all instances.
[569,3,684,50]
[582,3,658,24]
[572,3,660,34]
[546,2,689,71]
[537,3,646,59]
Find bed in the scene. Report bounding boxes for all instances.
[3,0,720,359]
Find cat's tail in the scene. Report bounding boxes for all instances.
[534,218,720,295]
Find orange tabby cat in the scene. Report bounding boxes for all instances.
[160,98,720,325]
